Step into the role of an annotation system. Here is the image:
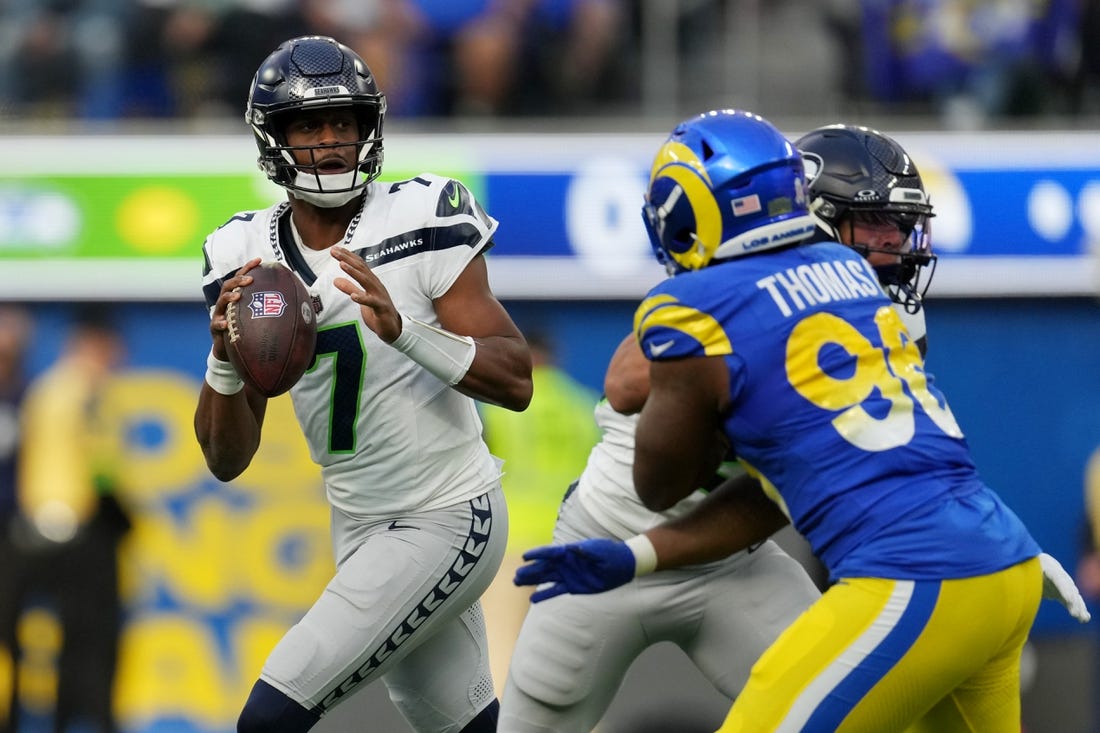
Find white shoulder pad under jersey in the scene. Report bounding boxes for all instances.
[574,399,740,539]
[893,300,927,346]
[200,175,504,517]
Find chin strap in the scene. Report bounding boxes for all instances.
[288,170,367,208]
[289,186,364,208]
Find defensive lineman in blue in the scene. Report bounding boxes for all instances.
[635,231,1036,584]
[636,110,1042,731]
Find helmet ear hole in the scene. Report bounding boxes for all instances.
[649,177,700,256]
[666,227,695,254]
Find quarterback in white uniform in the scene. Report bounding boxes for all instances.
[195,36,532,733]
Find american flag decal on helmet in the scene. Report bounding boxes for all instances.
[732,194,761,216]
[248,291,288,318]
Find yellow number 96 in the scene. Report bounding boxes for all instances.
[786,307,962,451]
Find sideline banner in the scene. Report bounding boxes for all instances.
[0,132,1098,299]
[91,369,325,732]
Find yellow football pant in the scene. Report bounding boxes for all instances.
[717,557,1041,732]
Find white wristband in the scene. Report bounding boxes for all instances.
[625,534,658,577]
[389,314,476,386]
[205,350,244,395]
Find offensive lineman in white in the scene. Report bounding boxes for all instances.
[499,332,822,733]
[194,36,532,733]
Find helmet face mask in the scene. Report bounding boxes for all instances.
[247,36,386,207]
[797,125,937,307]
[841,209,936,312]
[643,110,816,275]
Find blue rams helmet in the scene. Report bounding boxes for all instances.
[642,110,815,274]
[246,36,385,206]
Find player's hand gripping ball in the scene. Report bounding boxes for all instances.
[224,261,317,397]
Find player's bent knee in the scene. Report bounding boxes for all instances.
[508,610,603,707]
[459,699,499,733]
[238,679,320,733]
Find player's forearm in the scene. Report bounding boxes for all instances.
[645,474,790,570]
[194,385,264,481]
[456,334,533,411]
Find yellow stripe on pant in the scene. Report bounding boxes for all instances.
[718,557,1041,732]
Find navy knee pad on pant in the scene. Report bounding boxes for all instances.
[460,699,499,733]
[238,679,320,733]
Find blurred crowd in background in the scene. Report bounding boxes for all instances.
[0,0,1098,128]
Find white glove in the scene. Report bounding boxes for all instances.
[1039,552,1091,623]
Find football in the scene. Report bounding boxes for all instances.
[224,261,317,397]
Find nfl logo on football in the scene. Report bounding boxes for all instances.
[249,292,288,318]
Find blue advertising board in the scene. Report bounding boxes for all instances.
[1,131,1099,300]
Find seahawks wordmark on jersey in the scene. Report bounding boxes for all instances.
[201,175,502,517]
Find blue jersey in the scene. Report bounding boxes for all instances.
[635,241,1039,580]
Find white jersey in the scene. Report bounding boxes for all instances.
[575,300,924,540]
[202,174,503,518]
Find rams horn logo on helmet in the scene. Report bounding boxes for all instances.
[642,109,815,273]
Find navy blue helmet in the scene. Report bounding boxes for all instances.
[246,36,385,204]
[796,124,936,307]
